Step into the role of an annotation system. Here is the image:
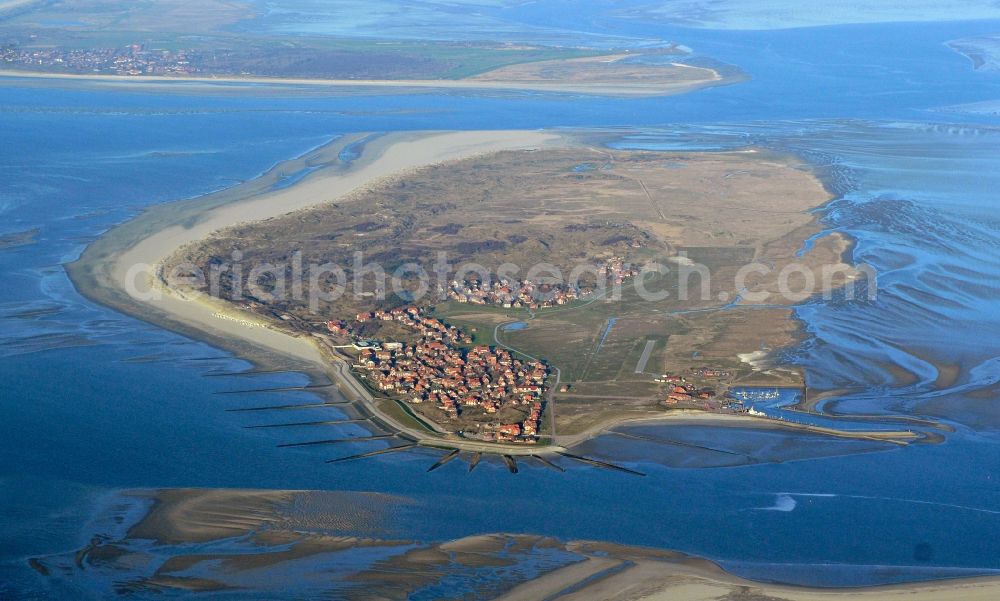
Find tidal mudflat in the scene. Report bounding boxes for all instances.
[34,487,1000,600]
[6,9,1000,599]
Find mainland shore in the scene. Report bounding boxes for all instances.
[0,59,728,97]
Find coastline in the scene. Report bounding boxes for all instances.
[0,66,730,97]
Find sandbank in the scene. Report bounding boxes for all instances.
[37,487,1000,600]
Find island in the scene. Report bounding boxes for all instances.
[68,129,931,468]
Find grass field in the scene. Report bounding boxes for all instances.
[0,1,603,80]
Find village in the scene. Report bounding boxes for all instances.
[328,306,549,444]
[1,43,199,77]
[654,367,734,404]
[446,257,640,309]
[306,254,774,446]
[652,368,779,418]
[323,306,762,445]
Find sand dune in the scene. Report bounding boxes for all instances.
[99,130,561,367]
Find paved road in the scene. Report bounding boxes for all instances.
[634,339,656,373]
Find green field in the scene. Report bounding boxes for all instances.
[434,271,690,385]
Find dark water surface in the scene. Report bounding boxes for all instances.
[3,17,1000,598]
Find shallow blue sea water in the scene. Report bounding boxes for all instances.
[3,16,1000,598]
